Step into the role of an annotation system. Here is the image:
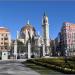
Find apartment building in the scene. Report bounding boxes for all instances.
[57,22,75,56]
[0,27,11,59]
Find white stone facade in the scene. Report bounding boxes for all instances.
[42,13,50,55]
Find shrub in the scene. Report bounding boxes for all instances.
[26,57,75,74]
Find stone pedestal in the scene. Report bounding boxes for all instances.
[14,40,17,59]
[2,51,8,60]
[28,42,31,59]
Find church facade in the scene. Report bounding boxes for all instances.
[17,13,50,58]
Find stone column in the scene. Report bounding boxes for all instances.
[14,40,17,59]
[28,42,31,59]
[46,46,50,55]
[42,44,45,57]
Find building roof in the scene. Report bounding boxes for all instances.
[63,22,75,28]
[0,27,9,32]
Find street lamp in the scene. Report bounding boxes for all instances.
[64,47,69,69]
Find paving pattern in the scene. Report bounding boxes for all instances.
[0,61,40,75]
[0,60,73,75]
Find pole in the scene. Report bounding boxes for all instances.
[42,44,45,57]
[28,42,31,59]
[14,40,17,59]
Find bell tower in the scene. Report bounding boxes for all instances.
[42,12,50,55]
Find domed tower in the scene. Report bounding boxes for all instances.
[42,12,50,55]
[20,20,36,45]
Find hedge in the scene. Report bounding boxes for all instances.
[26,58,75,74]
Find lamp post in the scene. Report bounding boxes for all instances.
[41,43,45,57]
[64,47,68,68]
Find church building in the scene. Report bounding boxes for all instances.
[17,13,50,58]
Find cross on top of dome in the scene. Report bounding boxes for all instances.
[27,20,30,25]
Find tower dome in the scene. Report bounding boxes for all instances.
[21,20,35,33]
[20,20,36,44]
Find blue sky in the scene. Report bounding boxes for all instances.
[0,0,75,40]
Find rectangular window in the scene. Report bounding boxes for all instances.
[6,34,8,37]
[1,42,3,44]
[4,38,8,40]
[1,47,3,49]
[4,42,8,45]
[1,38,3,40]
[5,46,8,49]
